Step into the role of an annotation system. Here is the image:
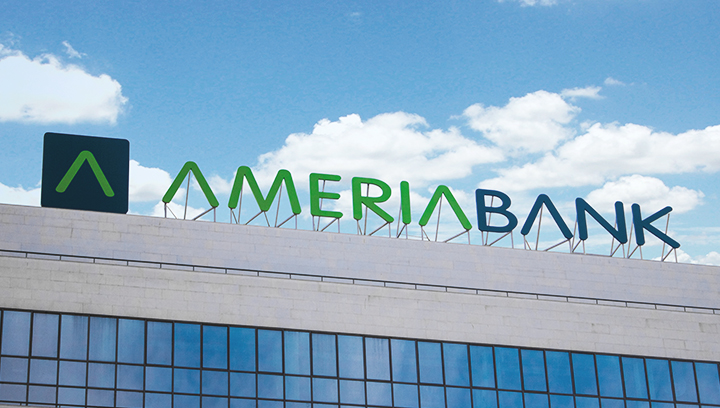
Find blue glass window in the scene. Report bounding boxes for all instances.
[31,313,58,357]
[229,372,256,398]
[1,311,30,356]
[600,398,625,408]
[521,349,546,391]
[366,381,391,406]
[117,391,143,407]
[495,347,521,390]
[391,339,417,383]
[622,357,648,399]
[546,351,572,394]
[147,321,172,365]
[89,316,116,362]
[473,389,498,408]
[498,391,522,408]
[87,389,114,407]
[596,355,623,397]
[203,325,228,369]
[257,373,283,399]
[58,360,86,386]
[337,335,363,379]
[524,392,549,408]
[58,386,85,406]
[420,385,445,406]
[672,360,698,402]
[284,331,310,375]
[145,392,171,408]
[117,364,144,390]
[312,377,338,402]
[174,394,200,408]
[28,385,55,404]
[203,396,229,408]
[118,318,144,364]
[285,375,310,401]
[365,337,390,381]
[230,327,255,372]
[339,379,365,404]
[174,368,200,393]
[576,396,600,408]
[258,330,282,373]
[470,345,495,388]
[549,394,573,408]
[394,383,419,408]
[203,370,229,396]
[0,357,28,382]
[418,342,443,384]
[175,323,201,368]
[446,386,471,408]
[444,343,469,386]
[88,362,116,388]
[146,366,172,392]
[312,333,336,377]
[60,314,88,360]
[29,359,57,384]
[646,358,672,401]
[625,401,649,408]
[696,362,720,404]
[572,353,598,395]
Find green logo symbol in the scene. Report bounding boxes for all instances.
[41,133,129,214]
[55,150,115,197]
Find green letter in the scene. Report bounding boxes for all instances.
[419,185,472,230]
[228,166,301,214]
[352,177,394,223]
[162,161,219,208]
[55,150,114,197]
[309,173,343,219]
[400,181,411,225]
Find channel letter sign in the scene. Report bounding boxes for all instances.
[41,132,129,214]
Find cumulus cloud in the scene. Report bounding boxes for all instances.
[463,90,579,155]
[129,160,176,202]
[253,112,503,189]
[560,86,602,101]
[585,175,703,214]
[480,123,720,192]
[0,182,40,206]
[0,45,127,124]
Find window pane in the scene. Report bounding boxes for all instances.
[394,383,418,408]
[672,361,698,402]
[521,349,546,391]
[117,391,143,407]
[498,391,522,408]
[312,333,337,377]
[446,386,471,408]
[391,339,417,383]
[365,337,390,380]
[229,372,256,397]
[646,359,673,401]
[58,386,85,406]
[470,345,495,388]
[117,319,144,364]
[0,357,28,382]
[174,394,200,408]
[88,362,115,388]
[524,392,549,408]
[546,351,572,393]
[284,331,310,375]
[338,335,363,379]
[174,368,200,394]
[117,364,144,390]
[203,326,228,369]
[622,357,648,398]
[420,385,445,407]
[230,327,255,372]
[0,383,27,402]
[418,342,443,384]
[312,377,338,402]
[572,353,598,395]
[339,379,365,404]
[58,360,86,386]
[60,314,88,360]
[147,321,172,365]
[29,359,57,384]
[473,389,498,408]
[29,385,56,405]
[146,366,172,392]
[87,389,114,407]
[202,370,229,396]
[89,316,116,362]
[696,362,720,404]
[444,343,469,387]
[145,392,171,408]
[366,381,391,406]
[175,323,201,368]
[31,313,58,357]
[285,375,310,401]
[596,355,623,397]
[258,330,282,373]
[495,347,521,390]
[576,396,600,408]
[550,394,573,408]
[2,311,31,356]
[257,373,283,399]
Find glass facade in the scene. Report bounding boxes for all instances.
[1,308,719,408]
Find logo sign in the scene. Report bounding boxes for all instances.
[41,132,129,214]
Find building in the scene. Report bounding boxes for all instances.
[0,202,719,408]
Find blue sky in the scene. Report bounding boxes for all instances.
[1,0,719,264]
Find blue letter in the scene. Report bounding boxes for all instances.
[475,189,518,233]
[631,204,680,248]
[575,198,627,243]
[521,194,573,239]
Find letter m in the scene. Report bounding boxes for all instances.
[228,166,301,214]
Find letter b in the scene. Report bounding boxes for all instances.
[476,189,518,233]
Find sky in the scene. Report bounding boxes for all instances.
[1,0,719,265]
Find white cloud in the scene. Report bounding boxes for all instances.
[151,200,206,220]
[62,41,85,59]
[604,77,626,86]
[481,122,720,192]
[463,90,579,155]
[129,160,176,202]
[673,249,720,266]
[0,182,40,206]
[253,112,503,189]
[585,175,703,214]
[0,45,127,124]
[695,251,720,266]
[499,0,558,6]
[560,86,602,101]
